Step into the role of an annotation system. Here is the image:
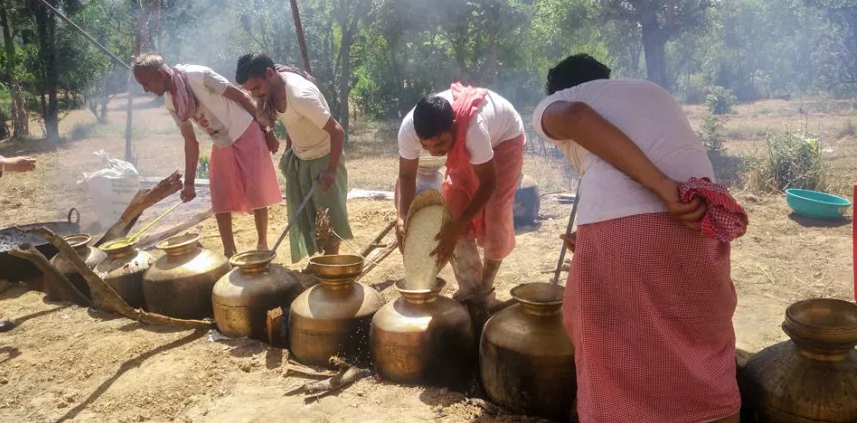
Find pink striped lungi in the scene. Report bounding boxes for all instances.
[443,133,525,261]
[209,123,282,214]
[566,213,740,423]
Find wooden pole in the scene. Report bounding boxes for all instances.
[35,0,130,70]
[289,0,312,75]
[853,183,856,301]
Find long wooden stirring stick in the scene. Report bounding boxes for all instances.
[552,180,581,285]
[126,201,182,243]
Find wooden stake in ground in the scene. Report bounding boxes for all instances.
[15,227,213,330]
[95,171,183,246]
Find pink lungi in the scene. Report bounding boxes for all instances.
[566,213,740,423]
[444,134,525,261]
[209,123,282,214]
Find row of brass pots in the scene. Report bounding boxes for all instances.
[48,233,232,320]
[52,235,857,423]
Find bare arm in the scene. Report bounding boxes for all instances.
[322,117,345,171]
[541,101,674,198]
[180,124,200,188]
[395,156,419,252]
[222,85,258,118]
[540,101,706,227]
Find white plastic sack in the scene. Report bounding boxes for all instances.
[82,150,140,229]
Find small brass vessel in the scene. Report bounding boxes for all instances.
[289,255,385,366]
[212,251,301,340]
[743,298,857,423]
[94,239,152,309]
[142,233,231,319]
[370,278,474,388]
[48,234,106,303]
[480,282,576,421]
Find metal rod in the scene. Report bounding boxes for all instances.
[271,179,319,253]
[289,0,312,75]
[552,181,581,285]
[34,0,131,71]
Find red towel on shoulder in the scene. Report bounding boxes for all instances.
[678,177,748,243]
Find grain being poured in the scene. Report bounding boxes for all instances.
[403,205,445,290]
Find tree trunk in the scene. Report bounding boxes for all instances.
[486,1,499,86]
[339,30,352,142]
[641,14,668,89]
[0,0,28,138]
[34,0,59,141]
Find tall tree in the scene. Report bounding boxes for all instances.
[0,0,28,138]
[333,0,371,141]
[32,0,60,140]
[601,0,712,88]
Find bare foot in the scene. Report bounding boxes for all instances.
[256,242,269,251]
[224,250,236,259]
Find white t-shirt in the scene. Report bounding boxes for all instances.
[165,65,253,147]
[532,79,715,225]
[277,72,333,161]
[398,89,525,165]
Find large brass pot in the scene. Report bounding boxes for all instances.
[143,233,231,319]
[370,278,474,388]
[289,255,385,366]
[742,298,857,423]
[94,240,152,309]
[212,251,301,340]
[48,234,106,304]
[480,283,576,421]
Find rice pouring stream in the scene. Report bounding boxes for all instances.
[403,190,451,290]
[403,205,445,289]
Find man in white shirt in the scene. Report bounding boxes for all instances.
[532,53,741,423]
[133,54,283,258]
[235,53,352,263]
[396,84,526,306]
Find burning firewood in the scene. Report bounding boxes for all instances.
[13,227,213,330]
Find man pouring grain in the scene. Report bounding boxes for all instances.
[396,84,526,306]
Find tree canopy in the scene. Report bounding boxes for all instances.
[3,0,855,140]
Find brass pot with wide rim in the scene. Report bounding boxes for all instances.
[480,282,576,421]
[143,233,231,319]
[289,255,385,367]
[742,298,857,423]
[94,239,153,309]
[212,250,301,341]
[48,233,106,304]
[370,277,475,388]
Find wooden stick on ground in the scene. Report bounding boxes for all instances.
[9,245,92,307]
[16,227,213,330]
[95,171,183,246]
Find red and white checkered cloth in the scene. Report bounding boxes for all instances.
[679,177,748,243]
[566,213,741,422]
[168,66,198,123]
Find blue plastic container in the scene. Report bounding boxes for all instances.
[785,189,852,219]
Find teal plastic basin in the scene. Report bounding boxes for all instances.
[785,189,852,219]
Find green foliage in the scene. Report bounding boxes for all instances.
[701,116,726,155]
[706,86,737,115]
[747,130,828,192]
[196,155,210,179]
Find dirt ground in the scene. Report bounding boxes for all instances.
[0,94,855,422]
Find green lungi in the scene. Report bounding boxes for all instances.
[280,149,353,263]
